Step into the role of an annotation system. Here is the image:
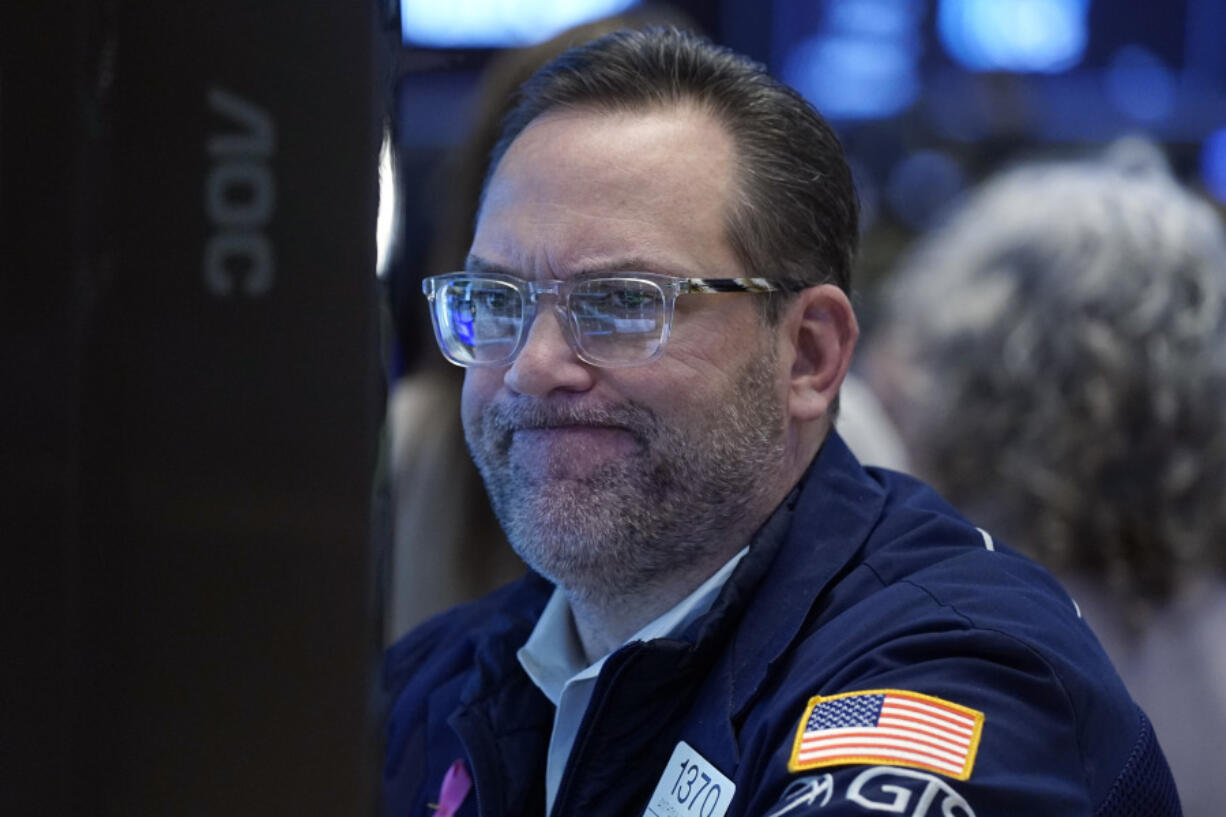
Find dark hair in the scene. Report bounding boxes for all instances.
[483,27,860,320]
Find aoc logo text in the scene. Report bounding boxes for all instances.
[204,87,276,297]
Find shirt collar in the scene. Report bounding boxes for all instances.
[517,546,749,705]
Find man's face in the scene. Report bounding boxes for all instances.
[461,106,791,602]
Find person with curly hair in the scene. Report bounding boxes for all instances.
[867,144,1226,815]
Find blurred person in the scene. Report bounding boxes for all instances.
[384,6,699,640]
[836,371,910,469]
[383,28,1179,817]
[866,145,1226,815]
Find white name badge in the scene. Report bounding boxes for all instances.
[643,741,736,817]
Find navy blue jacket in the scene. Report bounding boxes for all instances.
[383,434,1179,817]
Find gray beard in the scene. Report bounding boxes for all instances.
[465,348,787,606]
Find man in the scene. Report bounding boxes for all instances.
[384,28,1179,817]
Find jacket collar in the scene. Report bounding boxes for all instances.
[717,430,887,717]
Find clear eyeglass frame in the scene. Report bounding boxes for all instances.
[422,271,802,369]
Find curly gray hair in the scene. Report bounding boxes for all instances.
[870,151,1226,606]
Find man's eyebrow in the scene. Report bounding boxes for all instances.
[463,254,684,277]
[573,258,678,276]
[464,255,513,275]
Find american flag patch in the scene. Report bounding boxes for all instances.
[788,689,984,781]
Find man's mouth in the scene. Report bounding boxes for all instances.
[507,424,641,475]
[482,399,657,464]
[511,423,637,444]
[512,420,629,433]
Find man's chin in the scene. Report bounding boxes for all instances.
[507,527,620,586]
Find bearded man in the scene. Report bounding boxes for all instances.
[383,27,1179,817]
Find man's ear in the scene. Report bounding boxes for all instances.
[781,284,859,423]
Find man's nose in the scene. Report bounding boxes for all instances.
[503,305,595,396]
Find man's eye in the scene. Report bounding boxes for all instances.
[474,289,515,312]
[609,287,652,310]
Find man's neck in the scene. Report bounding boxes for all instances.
[564,425,829,664]
[562,523,758,664]
[565,583,684,664]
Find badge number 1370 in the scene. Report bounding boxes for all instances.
[644,742,736,817]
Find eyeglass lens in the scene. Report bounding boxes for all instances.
[569,277,666,363]
[436,278,523,364]
[432,276,668,366]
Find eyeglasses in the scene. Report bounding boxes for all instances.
[422,271,802,368]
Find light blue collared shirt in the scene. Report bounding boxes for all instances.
[517,548,748,816]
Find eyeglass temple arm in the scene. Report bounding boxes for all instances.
[682,277,810,294]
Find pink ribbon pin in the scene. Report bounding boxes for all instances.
[431,758,473,817]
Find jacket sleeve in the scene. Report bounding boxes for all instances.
[729,591,1180,817]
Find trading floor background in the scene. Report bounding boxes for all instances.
[5,2,1224,816]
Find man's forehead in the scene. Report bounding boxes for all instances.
[491,104,734,189]
[472,103,742,280]
[464,253,685,279]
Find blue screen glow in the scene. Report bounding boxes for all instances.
[938,0,1089,73]
[1104,45,1175,122]
[783,36,920,119]
[1202,127,1226,204]
[401,0,639,48]
[778,0,923,120]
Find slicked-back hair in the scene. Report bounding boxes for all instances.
[481,27,859,321]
